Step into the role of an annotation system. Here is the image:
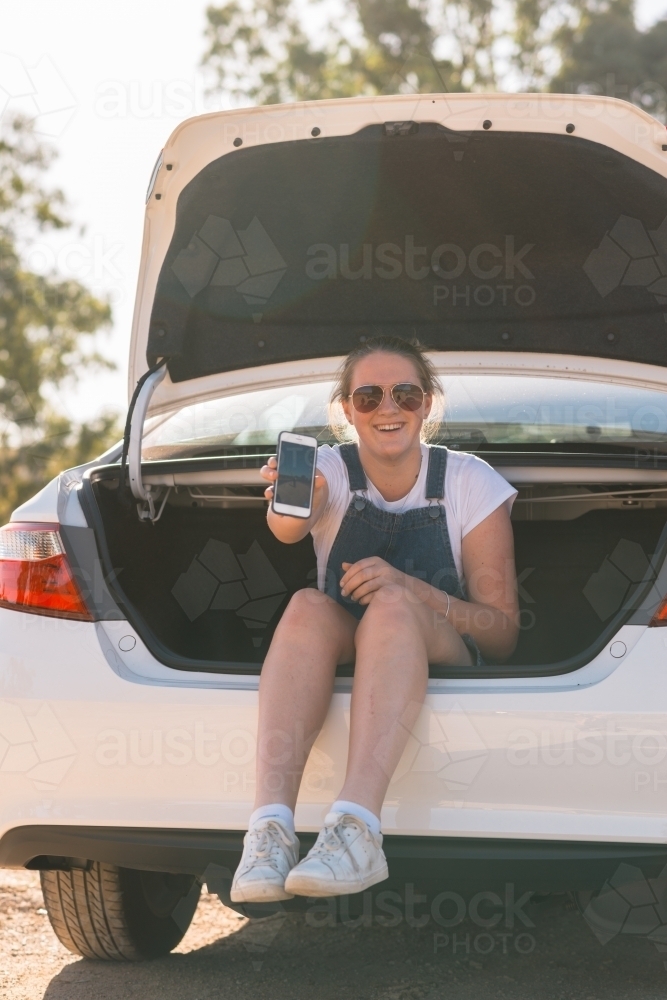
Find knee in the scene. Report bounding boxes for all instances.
[277,588,338,630]
[355,585,420,638]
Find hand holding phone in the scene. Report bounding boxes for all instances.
[270,432,319,519]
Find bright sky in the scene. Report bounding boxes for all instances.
[1,0,214,424]
[2,0,667,425]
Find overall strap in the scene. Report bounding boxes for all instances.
[339,443,368,492]
[425,445,448,500]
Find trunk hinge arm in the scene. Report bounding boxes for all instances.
[121,360,168,522]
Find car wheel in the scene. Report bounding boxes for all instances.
[40,862,201,960]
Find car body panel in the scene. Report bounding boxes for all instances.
[2,606,667,849]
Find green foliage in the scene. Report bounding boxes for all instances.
[512,0,562,89]
[202,0,667,115]
[0,117,118,524]
[0,412,118,525]
[551,0,667,120]
[201,0,498,103]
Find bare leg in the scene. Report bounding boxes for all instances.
[254,589,357,811]
[338,586,472,816]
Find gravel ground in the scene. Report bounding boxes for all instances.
[2,868,667,999]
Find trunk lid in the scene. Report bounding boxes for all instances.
[130,93,667,415]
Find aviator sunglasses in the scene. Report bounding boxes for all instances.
[350,382,426,414]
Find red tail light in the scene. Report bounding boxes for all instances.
[650,599,667,626]
[0,522,92,621]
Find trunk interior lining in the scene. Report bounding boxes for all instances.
[91,478,667,670]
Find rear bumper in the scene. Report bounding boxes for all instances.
[3,823,667,896]
[5,607,667,851]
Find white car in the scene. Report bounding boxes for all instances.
[3,92,667,960]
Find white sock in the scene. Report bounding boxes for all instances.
[330,799,381,836]
[249,803,295,834]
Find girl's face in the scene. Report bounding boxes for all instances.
[341,352,432,460]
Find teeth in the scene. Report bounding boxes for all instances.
[377,424,401,430]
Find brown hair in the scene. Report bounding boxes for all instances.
[329,336,444,442]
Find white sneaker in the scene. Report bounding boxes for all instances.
[284,811,388,897]
[231,819,300,903]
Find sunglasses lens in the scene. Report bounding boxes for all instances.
[352,385,383,413]
[392,383,424,411]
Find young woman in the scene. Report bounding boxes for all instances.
[231,336,519,903]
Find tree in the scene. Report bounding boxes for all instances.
[0,116,118,523]
[201,0,667,118]
[201,0,504,103]
[550,0,667,121]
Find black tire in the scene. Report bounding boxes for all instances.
[40,863,200,960]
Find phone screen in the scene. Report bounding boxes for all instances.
[275,440,316,509]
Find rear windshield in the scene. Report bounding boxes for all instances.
[142,375,667,460]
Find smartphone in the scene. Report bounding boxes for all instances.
[271,431,318,519]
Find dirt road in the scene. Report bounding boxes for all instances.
[2,868,667,999]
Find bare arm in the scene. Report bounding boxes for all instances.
[262,455,329,544]
[448,501,519,659]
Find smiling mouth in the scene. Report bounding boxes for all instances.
[375,423,404,432]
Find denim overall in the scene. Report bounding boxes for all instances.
[324,444,483,666]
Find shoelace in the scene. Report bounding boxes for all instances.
[246,820,293,870]
[309,814,374,875]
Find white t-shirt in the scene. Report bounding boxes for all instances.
[311,443,517,591]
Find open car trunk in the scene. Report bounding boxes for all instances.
[96,95,667,677]
[83,453,667,677]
